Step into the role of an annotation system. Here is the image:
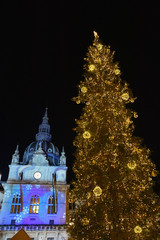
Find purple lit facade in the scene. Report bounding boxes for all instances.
[0,109,69,240]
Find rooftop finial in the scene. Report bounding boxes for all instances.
[93,31,99,40]
[44,107,48,118]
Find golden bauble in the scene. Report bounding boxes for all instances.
[139,184,145,191]
[68,198,74,203]
[69,221,74,226]
[114,69,121,75]
[93,186,102,197]
[134,225,142,233]
[105,80,111,85]
[109,135,114,140]
[97,43,103,50]
[127,161,136,170]
[91,160,96,165]
[134,112,138,118]
[83,131,91,139]
[76,100,81,104]
[88,64,96,71]
[81,217,90,226]
[121,92,129,101]
[151,170,158,177]
[81,86,87,93]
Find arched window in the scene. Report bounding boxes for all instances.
[29,195,39,214]
[48,196,56,214]
[10,194,21,214]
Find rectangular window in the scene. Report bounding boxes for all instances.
[29,195,39,214]
[10,194,21,214]
[47,238,54,240]
[11,220,15,225]
[49,220,54,225]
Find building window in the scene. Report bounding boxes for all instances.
[48,196,56,214]
[47,238,54,240]
[11,220,16,225]
[49,220,54,225]
[10,194,21,214]
[29,195,39,214]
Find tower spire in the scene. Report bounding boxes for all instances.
[36,108,52,141]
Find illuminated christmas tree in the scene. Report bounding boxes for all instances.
[68,32,160,240]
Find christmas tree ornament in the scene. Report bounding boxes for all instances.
[86,192,91,199]
[134,226,142,233]
[151,170,158,177]
[81,217,90,226]
[83,131,91,139]
[91,159,96,165]
[97,43,103,50]
[68,197,74,203]
[139,184,145,191]
[105,80,111,85]
[93,31,99,39]
[121,92,129,101]
[69,221,74,226]
[127,161,136,170]
[114,69,121,75]
[81,86,88,93]
[88,64,96,71]
[76,100,81,104]
[93,186,102,197]
[134,112,138,118]
[109,135,114,140]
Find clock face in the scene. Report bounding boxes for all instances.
[34,171,41,179]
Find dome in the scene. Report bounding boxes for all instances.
[22,108,60,166]
[23,140,59,166]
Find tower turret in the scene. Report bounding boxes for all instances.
[36,108,52,141]
[11,145,19,165]
[60,146,66,166]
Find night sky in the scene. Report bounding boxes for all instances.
[0,1,160,187]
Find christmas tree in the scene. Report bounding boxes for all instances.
[68,32,160,240]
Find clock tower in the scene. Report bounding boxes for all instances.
[0,109,69,240]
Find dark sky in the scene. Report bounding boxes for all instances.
[0,1,160,185]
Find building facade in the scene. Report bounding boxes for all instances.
[0,109,69,240]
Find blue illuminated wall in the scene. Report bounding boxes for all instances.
[0,109,69,227]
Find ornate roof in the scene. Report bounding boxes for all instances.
[22,108,60,166]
